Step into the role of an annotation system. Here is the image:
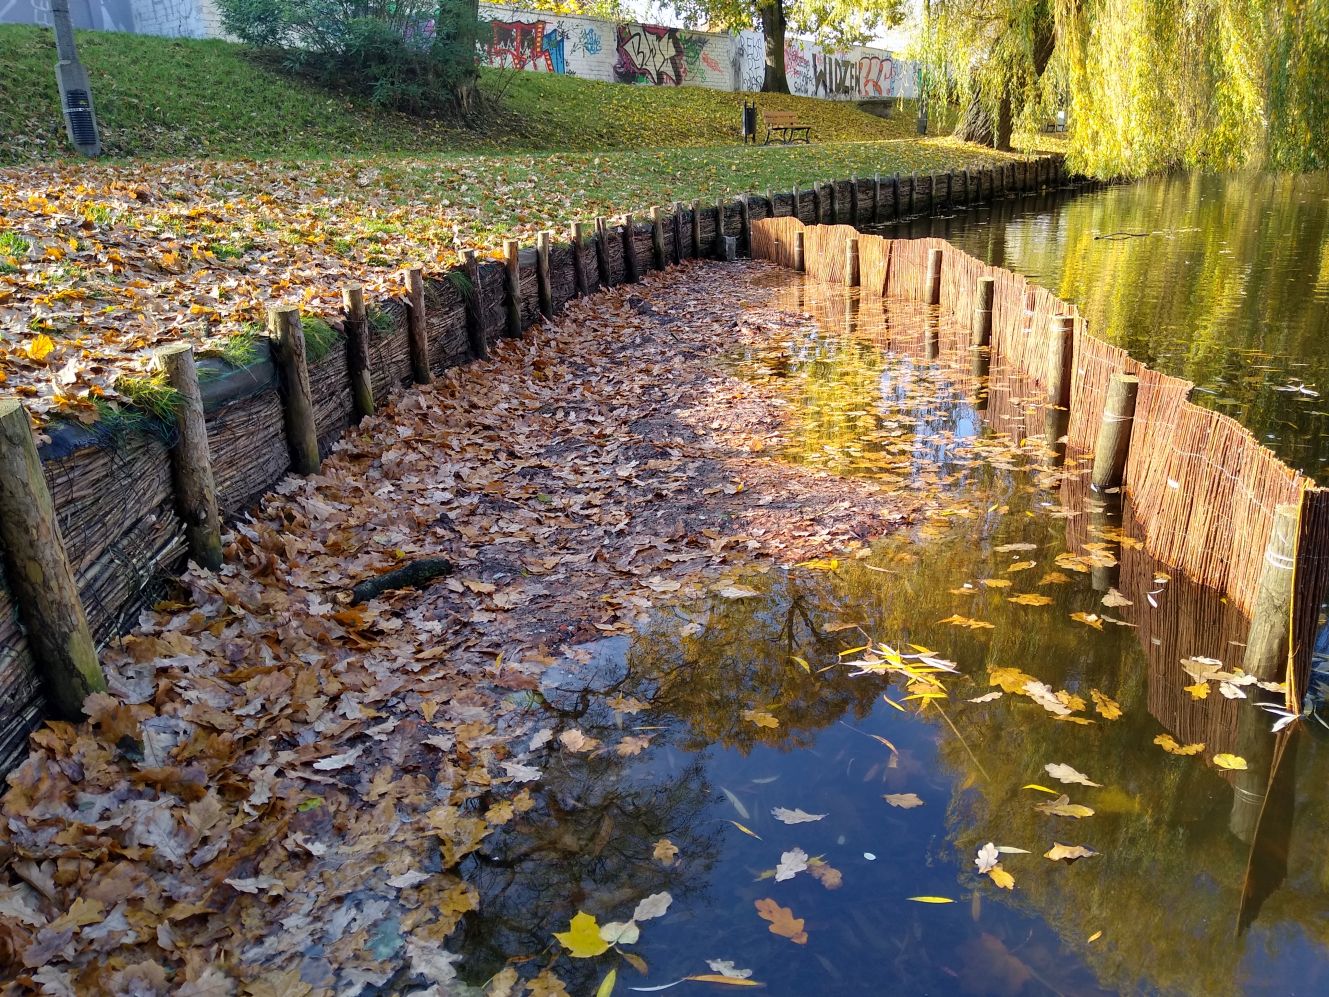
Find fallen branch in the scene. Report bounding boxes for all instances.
[350,558,453,604]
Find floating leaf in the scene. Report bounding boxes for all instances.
[807,857,843,890]
[653,839,679,866]
[1154,734,1205,756]
[559,730,601,753]
[907,896,955,903]
[727,820,761,840]
[718,585,761,600]
[1218,682,1247,700]
[1033,794,1095,819]
[1090,689,1122,720]
[1044,762,1101,787]
[1022,784,1059,795]
[1044,843,1100,864]
[968,691,1003,703]
[1088,930,1103,943]
[597,968,618,997]
[994,542,1038,552]
[754,898,807,944]
[1183,682,1210,700]
[1006,560,1037,573]
[989,666,1038,693]
[1070,612,1104,631]
[1212,753,1248,770]
[555,911,611,958]
[1101,588,1132,608]
[775,848,809,882]
[939,614,996,630]
[1008,593,1054,606]
[742,709,779,729]
[987,866,1015,890]
[975,842,999,873]
[705,960,753,980]
[600,921,640,945]
[771,807,826,824]
[883,793,924,809]
[633,892,672,922]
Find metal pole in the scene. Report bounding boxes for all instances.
[51,0,101,157]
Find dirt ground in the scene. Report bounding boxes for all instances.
[0,261,937,995]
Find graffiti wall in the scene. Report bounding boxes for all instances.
[0,0,222,36]
[479,5,916,101]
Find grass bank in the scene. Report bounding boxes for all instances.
[0,25,1036,423]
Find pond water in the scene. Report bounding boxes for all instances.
[870,172,1329,484]
[451,274,1329,996]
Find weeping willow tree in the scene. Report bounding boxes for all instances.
[919,0,1329,176]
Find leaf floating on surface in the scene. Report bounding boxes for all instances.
[1022,784,1060,795]
[938,614,996,630]
[1033,794,1095,819]
[727,820,762,840]
[1005,560,1037,573]
[1044,762,1102,787]
[907,896,955,903]
[1212,753,1248,770]
[1008,593,1054,606]
[653,839,679,866]
[754,898,807,944]
[1154,734,1205,756]
[774,848,809,882]
[742,709,780,729]
[1088,930,1104,943]
[772,807,826,824]
[1101,587,1133,608]
[718,585,761,600]
[1090,689,1123,720]
[597,968,619,997]
[975,842,999,873]
[987,866,1015,890]
[559,729,601,753]
[1070,611,1105,631]
[1183,682,1210,700]
[883,793,924,809]
[600,920,641,945]
[1044,843,1100,864]
[633,892,673,922]
[706,959,754,980]
[555,911,611,958]
[968,691,1003,703]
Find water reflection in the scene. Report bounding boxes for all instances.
[869,172,1329,482]
[454,272,1329,996]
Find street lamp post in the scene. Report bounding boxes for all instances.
[51,0,102,157]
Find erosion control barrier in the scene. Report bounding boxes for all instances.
[750,213,1329,710]
[0,155,1068,774]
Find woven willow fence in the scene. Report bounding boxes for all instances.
[751,215,1329,708]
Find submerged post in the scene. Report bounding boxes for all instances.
[404,266,431,384]
[269,306,320,475]
[845,237,860,287]
[0,399,106,716]
[1091,373,1140,489]
[341,285,375,420]
[971,275,995,347]
[503,239,524,337]
[156,344,223,572]
[1243,504,1300,682]
[571,222,590,298]
[594,216,612,287]
[1046,315,1075,409]
[651,205,667,271]
[459,249,490,360]
[793,230,806,273]
[924,248,943,305]
[536,230,553,319]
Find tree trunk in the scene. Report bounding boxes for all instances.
[954,92,995,146]
[995,92,1013,151]
[759,1,789,94]
[443,0,482,120]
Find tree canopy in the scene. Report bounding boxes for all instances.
[917,0,1329,176]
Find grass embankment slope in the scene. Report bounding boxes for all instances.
[0,25,1023,422]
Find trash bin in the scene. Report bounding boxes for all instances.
[742,101,757,144]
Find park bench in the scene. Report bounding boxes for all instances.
[763,111,812,145]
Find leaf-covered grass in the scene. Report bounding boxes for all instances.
[0,24,919,163]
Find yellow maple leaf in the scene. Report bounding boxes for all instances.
[1183,682,1210,700]
[554,911,611,958]
[987,865,1015,889]
[24,333,55,362]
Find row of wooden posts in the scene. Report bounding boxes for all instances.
[0,160,1065,722]
[789,222,1301,691]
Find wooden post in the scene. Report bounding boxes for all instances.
[269,306,320,475]
[341,286,375,419]
[403,266,431,384]
[971,276,995,347]
[792,184,800,222]
[811,184,822,224]
[460,250,490,360]
[872,174,882,223]
[909,173,918,216]
[892,173,901,221]
[690,199,702,258]
[0,400,106,716]
[1090,373,1140,489]
[503,239,523,337]
[739,195,752,257]
[793,230,805,273]
[828,181,838,224]
[924,314,940,361]
[651,205,666,271]
[536,231,553,319]
[960,169,970,204]
[155,344,223,571]
[849,176,859,226]
[622,214,640,282]
[924,247,943,305]
[767,189,777,217]
[714,200,727,259]
[570,223,590,298]
[1242,503,1299,681]
[671,201,683,265]
[594,216,612,287]
[1046,315,1075,408]
[844,237,860,287]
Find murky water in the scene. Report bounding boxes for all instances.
[453,274,1329,996]
[871,172,1329,483]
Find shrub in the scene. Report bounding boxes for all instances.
[216,0,483,118]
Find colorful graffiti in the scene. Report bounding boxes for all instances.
[812,53,858,97]
[488,20,560,72]
[615,24,688,85]
[783,42,813,94]
[858,54,901,97]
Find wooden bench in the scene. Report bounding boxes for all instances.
[763,111,811,145]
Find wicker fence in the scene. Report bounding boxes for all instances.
[751,214,1329,707]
